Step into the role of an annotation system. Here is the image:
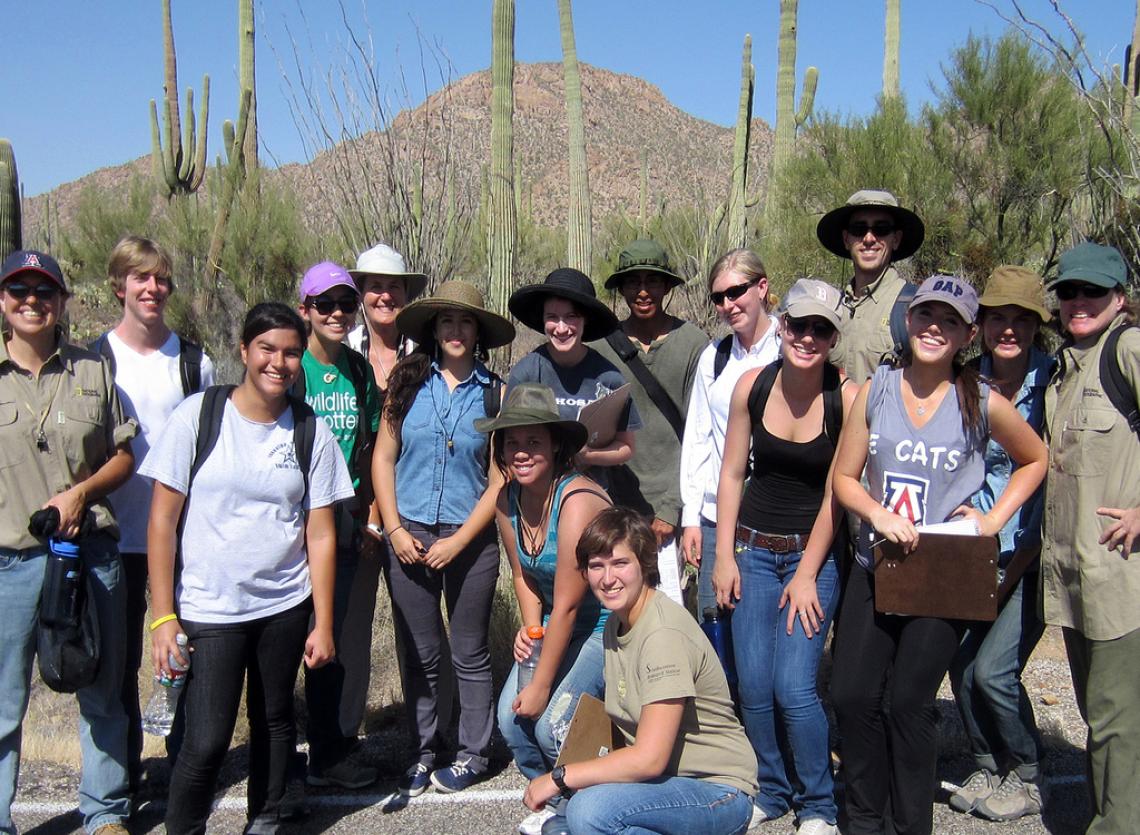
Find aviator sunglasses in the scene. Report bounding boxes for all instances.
[710,279,758,307]
[784,316,836,340]
[2,282,59,301]
[309,295,359,315]
[1053,282,1112,302]
[846,221,896,239]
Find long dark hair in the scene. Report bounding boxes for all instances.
[491,423,578,483]
[891,330,985,438]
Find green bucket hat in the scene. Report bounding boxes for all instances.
[979,265,1051,323]
[1045,242,1128,291]
[604,239,684,290]
[473,383,589,452]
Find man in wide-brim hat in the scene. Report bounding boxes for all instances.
[816,189,925,383]
[507,268,640,477]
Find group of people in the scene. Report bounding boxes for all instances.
[0,184,1136,835]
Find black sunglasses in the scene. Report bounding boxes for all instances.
[784,316,836,340]
[3,281,59,301]
[309,295,358,315]
[710,279,758,307]
[1054,282,1112,302]
[846,221,896,239]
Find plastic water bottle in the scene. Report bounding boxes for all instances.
[700,608,738,689]
[142,633,191,736]
[40,538,82,628]
[517,626,545,692]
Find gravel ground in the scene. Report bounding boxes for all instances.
[12,628,1090,834]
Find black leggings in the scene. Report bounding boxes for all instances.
[830,565,963,835]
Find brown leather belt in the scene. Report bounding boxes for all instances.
[735,525,805,554]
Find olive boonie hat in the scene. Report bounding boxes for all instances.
[909,274,979,324]
[979,266,1051,323]
[783,278,843,330]
[396,279,516,349]
[349,243,428,300]
[508,268,619,341]
[1045,242,1128,291]
[816,189,925,262]
[604,239,684,290]
[473,383,589,452]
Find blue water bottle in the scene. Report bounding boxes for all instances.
[701,607,738,689]
[41,538,83,628]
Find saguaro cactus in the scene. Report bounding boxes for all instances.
[1128,0,1140,135]
[0,139,21,262]
[883,0,901,98]
[238,0,258,179]
[772,0,818,176]
[558,0,592,273]
[487,0,517,319]
[728,34,755,247]
[150,0,209,198]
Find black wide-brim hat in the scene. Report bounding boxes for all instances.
[508,268,619,342]
[396,279,516,349]
[473,383,589,452]
[816,189,925,262]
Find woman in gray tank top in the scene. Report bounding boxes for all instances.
[829,275,1047,835]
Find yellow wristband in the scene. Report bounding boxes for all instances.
[149,613,178,632]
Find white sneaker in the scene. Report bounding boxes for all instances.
[748,801,786,830]
[797,819,838,835]
[519,807,556,835]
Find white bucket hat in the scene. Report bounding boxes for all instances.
[349,243,428,300]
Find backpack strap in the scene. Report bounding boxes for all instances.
[712,334,733,380]
[605,330,685,441]
[91,332,117,376]
[888,281,918,358]
[746,360,782,421]
[343,348,376,509]
[178,336,204,396]
[822,362,844,443]
[189,385,235,485]
[290,396,318,511]
[1099,324,1140,438]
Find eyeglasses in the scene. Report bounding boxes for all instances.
[623,275,667,291]
[309,295,358,315]
[784,316,837,340]
[3,282,59,301]
[846,221,896,239]
[710,279,758,307]
[1054,282,1112,301]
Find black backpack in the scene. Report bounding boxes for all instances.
[747,359,845,445]
[1098,324,1140,438]
[91,331,205,396]
[887,281,919,360]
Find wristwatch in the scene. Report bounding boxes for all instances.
[551,765,574,798]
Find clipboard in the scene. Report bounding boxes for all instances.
[576,384,631,449]
[873,532,999,621]
[554,693,623,767]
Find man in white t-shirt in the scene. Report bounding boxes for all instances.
[92,236,216,799]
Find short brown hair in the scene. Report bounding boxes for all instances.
[575,506,660,587]
[107,236,174,300]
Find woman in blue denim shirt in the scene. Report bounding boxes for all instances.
[373,280,514,796]
[713,280,856,835]
[948,267,1053,822]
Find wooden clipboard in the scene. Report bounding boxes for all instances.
[554,693,623,767]
[873,532,999,621]
[576,384,631,449]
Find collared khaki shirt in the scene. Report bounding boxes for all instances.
[832,266,907,384]
[0,334,137,550]
[1042,315,1140,640]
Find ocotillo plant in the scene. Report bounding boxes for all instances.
[772,0,818,177]
[239,0,258,180]
[150,0,210,197]
[488,0,517,321]
[728,34,755,248]
[0,139,21,262]
[558,0,592,273]
[884,0,900,98]
[204,89,251,288]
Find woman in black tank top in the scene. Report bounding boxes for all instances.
[714,279,854,831]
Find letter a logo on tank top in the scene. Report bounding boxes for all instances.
[882,472,929,524]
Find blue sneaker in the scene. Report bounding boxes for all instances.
[430,758,482,793]
[399,762,432,797]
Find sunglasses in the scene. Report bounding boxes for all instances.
[3,282,59,301]
[784,316,836,340]
[710,279,758,307]
[846,221,896,239]
[1054,282,1112,301]
[309,295,358,315]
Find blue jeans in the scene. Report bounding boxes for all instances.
[949,573,1044,780]
[695,517,720,616]
[566,776,752,835]
[497,630,605,779]
[0,535,129,834]
[731,543,838,824]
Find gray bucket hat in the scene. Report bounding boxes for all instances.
[473,383,588,452]
[816,189,925,262]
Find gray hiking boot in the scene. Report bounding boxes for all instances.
[948,769,999,814]
[976,770,1042,821]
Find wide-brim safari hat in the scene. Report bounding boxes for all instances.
[473,383,588,452]
[396,279,516,349]
[604,239,684,290]
[349,243,428,300]
[508,268,619,341]
[979,265,1051,323]
[816,189,925,262]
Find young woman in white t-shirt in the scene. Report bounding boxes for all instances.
[143,302,354,834]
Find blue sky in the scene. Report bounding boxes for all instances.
[3,1,1131,196]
